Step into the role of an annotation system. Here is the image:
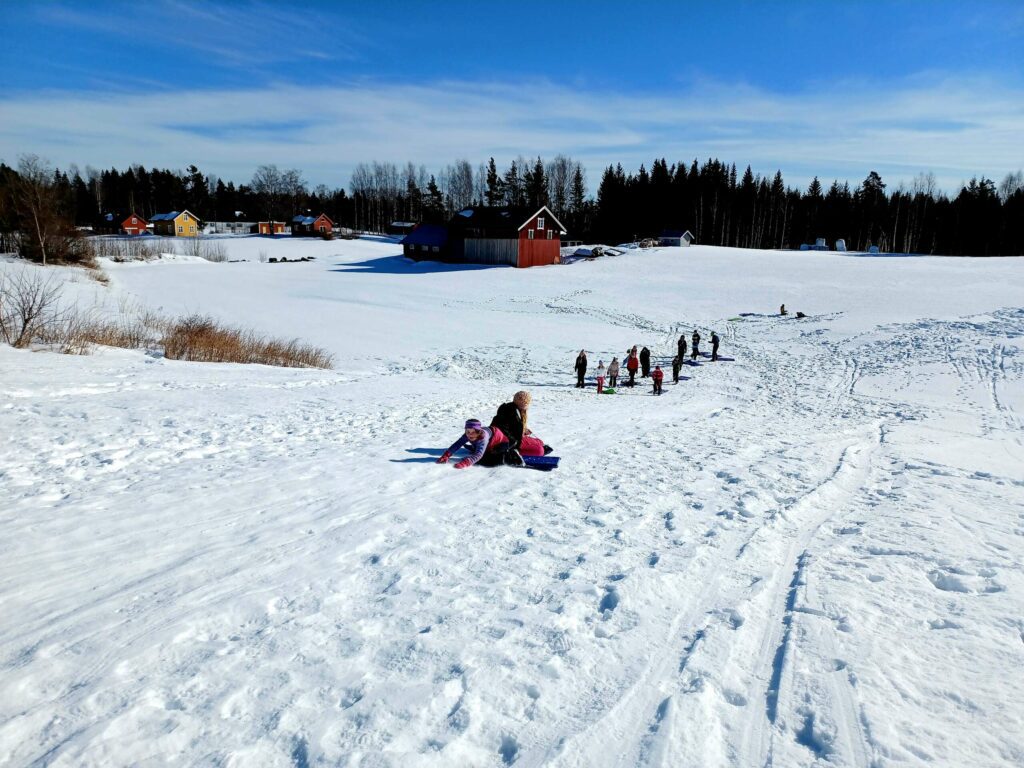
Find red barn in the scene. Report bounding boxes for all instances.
[121,213,148,236]
[448,206,566,268]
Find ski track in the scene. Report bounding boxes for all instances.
[2,264,1024,766]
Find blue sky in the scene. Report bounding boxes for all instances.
[1,0,1022,194]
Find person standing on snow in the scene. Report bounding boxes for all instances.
[491,391,551,456]
[574,350,588,388]
[780,304,787,316]
[626,348,639,387]
[691,330,701,360]
[651,365,664,395]
[596,360,606,392]
[672,354,682,383]
[640,346,651,377]
[711,331,721,361]
[437,419,521,468]
[678,334,687,362]
[607,357,620,388]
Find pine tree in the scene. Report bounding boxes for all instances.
[485,157,503,207]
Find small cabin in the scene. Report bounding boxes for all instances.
[292,213,334,236]
[448,206,566,268]
[151,210,201,237]
[658,229,694,247]
[258,221,288,235]
[401,224,449,260]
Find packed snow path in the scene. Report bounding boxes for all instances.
[1,243,1023,766]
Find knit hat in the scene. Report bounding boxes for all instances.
[465,419,483,430]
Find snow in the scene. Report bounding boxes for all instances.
[2,239,1023,767]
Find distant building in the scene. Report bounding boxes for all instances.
[205,220,255,235]
[447,206,566,268]
[258,221,288,235]
[401,224,449,260]
[151,210,201,237]
[122,212,148,236]
[388,221,417,236]
[658,229,694,247]
[292,213,334,236]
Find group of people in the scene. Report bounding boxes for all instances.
[437,391,553,469]
[574,330,722,395]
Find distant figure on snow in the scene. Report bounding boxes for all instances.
[607,357,620,388]
[652,365,664,395]
[491,392,551,456]
[780,304,787,316]
[574,350,588,388]
[640,346,651,377]
[678,334,687,361]
[711,331,720,361]
[691,330,701,360]
[438,419,521,468]
[626,348,640,387]
[672,354,682,383]
[795,311,806,319]
[596,360,606,392]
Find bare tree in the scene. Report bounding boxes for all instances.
[0,268,64,347]
[998,170,1024,201]
[14,155,60,266]
[251,164,284,219]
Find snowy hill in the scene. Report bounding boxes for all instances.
[1,239,1023,767]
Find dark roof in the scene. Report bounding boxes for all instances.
[401,224,448,247]
[293,213,333,226]
[448,206,533,237]
[150,211,179,222]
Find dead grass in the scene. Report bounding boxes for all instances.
[162,314,333,368]
[1,270,333,369]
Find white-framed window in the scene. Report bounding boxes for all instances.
[319,224,326,232]
[177,225,183,233]
[432,246,439,252]
[528,229,535,240]
[421,244,428,251]
[132,217,138,223]
[537,217,545,230]
[183,213,189,221]
[547,229,553,239]
[189,226,195,233]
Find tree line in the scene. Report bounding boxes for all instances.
[1,153,1022,262]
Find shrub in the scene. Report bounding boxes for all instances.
[88,236,163,262]
[0,269,64,347]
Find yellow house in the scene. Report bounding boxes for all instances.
[151,210,201,237]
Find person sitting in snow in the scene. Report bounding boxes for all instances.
[437,419,521,468]
[607,357,620,388]
[672,354,682,383]
[490,391,551,456]
[652,365,664,395]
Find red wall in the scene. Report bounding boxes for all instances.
[517,211,560,267]
[122,216,147,235]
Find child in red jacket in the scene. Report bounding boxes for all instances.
[651,365,664,395]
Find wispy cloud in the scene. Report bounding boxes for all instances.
[36,0,364,69]
[1,76,1021,193]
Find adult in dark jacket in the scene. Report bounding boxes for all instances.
[672,354,682,383]
[677,334,687,361]
[491,391,550,455]
[639,346,651,377]
[574,350,588,388]
[691,330,701,360]
[711,331,720,361]
[491,391,530,448]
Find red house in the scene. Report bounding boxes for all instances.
[121,213,148,236]
[448,206,566,268]
[292,213,334,236]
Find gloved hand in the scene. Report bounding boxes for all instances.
[454,458,472,469]
[436,451,451,464]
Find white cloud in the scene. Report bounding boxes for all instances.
[1,76,1021,193]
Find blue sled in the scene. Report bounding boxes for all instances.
[523,455,560,471]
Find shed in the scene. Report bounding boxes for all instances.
[258,221,288,235]
[400,224,449,260]
[658,229,694,247]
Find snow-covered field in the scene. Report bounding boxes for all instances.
[2,237,1023,767]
